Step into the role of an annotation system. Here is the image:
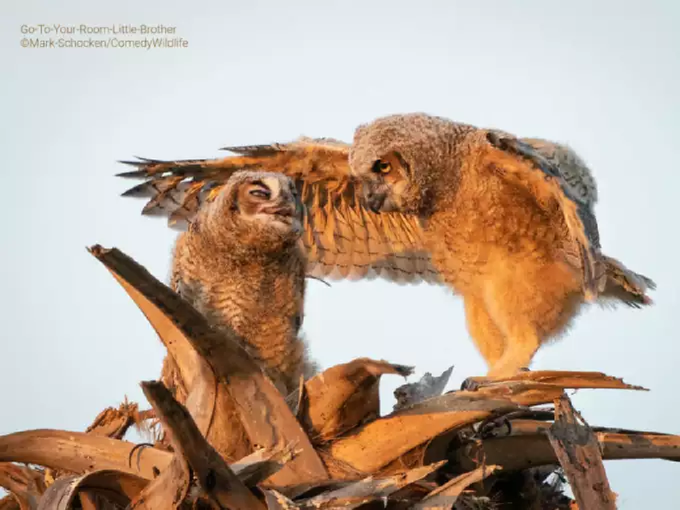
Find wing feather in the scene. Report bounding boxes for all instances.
[520,138,599,206]
[118,138,440,285]
[485,132,604,301]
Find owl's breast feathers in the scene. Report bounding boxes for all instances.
[172,227,308,393]
[418,129,600,296]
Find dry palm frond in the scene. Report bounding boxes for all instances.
[0,245,676,509]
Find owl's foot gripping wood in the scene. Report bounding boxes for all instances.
[460,367,531,391]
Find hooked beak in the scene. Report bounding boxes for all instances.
[260,203,296,218]
[363,184,387,213]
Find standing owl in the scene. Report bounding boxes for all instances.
[119,113,655,379]
[160,170,318,402]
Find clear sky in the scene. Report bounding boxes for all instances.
[2,1,679,507]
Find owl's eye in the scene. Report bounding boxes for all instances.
[249,187,271,199]
[372,159,392,174]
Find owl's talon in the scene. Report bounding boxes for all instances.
[461,376,486,391]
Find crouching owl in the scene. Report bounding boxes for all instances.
[162,170,319,402]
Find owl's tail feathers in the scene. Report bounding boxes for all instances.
[599,255,656,308]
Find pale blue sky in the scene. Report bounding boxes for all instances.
[2,1,679,507]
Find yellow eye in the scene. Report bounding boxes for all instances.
[372,160,392,174]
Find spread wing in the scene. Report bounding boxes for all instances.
[485,133,604,301]
[118,138,440,284]
[520,138,599,206]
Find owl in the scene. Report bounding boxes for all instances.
[160,170,319,402]
[119,113,655,379]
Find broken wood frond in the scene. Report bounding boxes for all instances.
[0,244,676,509]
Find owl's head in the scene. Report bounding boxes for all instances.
[206,171,303,248]
[349,113,472,216]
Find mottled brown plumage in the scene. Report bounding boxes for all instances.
[119,112,655,378]
[118,139,438,284]
[350,113,654,377]
[162,170,318,402]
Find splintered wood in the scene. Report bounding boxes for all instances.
[0,245,677,509]
[547,395,618,510]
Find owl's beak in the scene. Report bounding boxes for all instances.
[363,186,387,213]
[261,204,295,218]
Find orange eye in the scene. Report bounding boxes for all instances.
[372,160,392,174]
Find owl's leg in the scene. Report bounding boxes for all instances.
[482,288,543,379]
[481,263,581,379]
[476,270,546,379]
[463,295,506,369]
[485,326,541,379]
